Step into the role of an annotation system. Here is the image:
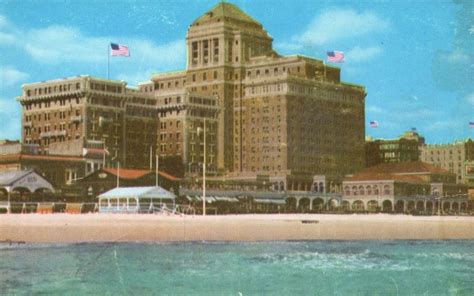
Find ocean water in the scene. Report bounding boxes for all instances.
[1,241,473,295]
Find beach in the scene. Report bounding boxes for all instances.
[1,214,474,243]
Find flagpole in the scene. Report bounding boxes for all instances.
[155,154,159,187]
[149,145,152,171]
[107,43,110,80]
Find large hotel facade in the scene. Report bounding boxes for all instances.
[16,3,366,192]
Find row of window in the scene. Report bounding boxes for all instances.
[26,83,81,97]
[344,185,392,196]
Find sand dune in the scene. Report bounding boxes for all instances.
[1,214,474,243]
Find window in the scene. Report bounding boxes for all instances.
[345,186,350,196]
[192,42,198,65]
[213,39,219,63]
[203,40,209,64]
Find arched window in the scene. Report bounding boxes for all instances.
[344,186,351,196]
[319,182,324,193]
[352,186,358,196]
[366,185,372,195]
[359,186,365,195]
[383,185,391,195]
[313,182,318,192]
[374,186,379,195]
[279,181,285,191]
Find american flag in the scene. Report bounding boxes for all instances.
[110,43,130,57]
[327,51,344,63]
[469,121,474,128]
[370,120,379,128]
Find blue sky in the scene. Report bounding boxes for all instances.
[0,0,473,144]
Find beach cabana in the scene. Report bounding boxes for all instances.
[0,170,55,213]
[98,186,176,213]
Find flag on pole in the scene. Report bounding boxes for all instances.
[370,120,379,128]
[110,43,130,57]
[327,51,344,63]
[469,121,474,128]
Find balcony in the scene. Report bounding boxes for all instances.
[39,130,67,138]
[71,115,82,122]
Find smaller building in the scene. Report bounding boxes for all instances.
[420,138,474,184]
[77,168,180,201]
[365,130,425,167]
[0,170,55,212]
[98,186,176,213]
[0,139,108,192]
[342,161,469,214]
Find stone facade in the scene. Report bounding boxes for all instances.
[146,3,366,189]
[17,76,158,169]
[342,161,469,213]
[420,139,474,184]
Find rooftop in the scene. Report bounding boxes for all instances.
[103,168,180,181]
[191,2,261,27]
[346,161,453,183]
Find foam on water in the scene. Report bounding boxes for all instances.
[1,240,473,295]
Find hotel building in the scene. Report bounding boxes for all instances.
[420,139,474,185]
[15,3,366,195]
[365,130,425,167]
[141,2,366,191]
[17,76,158,169]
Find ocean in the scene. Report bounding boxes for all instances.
[1,240,473,295]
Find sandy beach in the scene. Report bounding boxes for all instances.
[1,214,474,243]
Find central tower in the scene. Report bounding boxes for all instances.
[186,2,273,173]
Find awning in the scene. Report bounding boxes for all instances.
[98,186,176,200]
[254,198,286,205]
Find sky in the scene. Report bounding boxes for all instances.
[0,0,473,144]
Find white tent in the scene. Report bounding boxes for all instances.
[0,170,54,213]
[98,186,176,213]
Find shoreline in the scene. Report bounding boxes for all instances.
[1,213,474,243]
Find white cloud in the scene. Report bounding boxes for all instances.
[0,15,18,44]
[441,50,470,64]
[22,25,186,70]
[0,66,29,87]
[0,31,16,44]
[346,46,383,63]
[295,9,390,46]
[467,93,474,105]
[367,105,383,113]
[0,15,10,29]
[25,26,107,63]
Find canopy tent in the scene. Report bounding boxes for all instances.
[0,170,54,193]
[98,186,176,213]
[0,170,54,213]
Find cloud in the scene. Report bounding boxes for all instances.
[346,46,383,63]
[0,15,18,44]
[21,25,185,70]
[467,93,474,105]
[0,66,29,87]
[295,9,390,46]
[0,15,10,29]
[24,26,106,63]
[366,105,383,113]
